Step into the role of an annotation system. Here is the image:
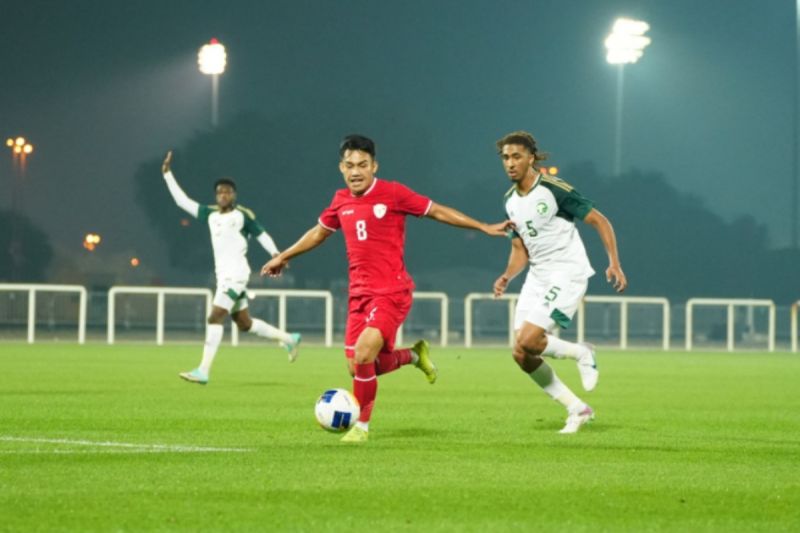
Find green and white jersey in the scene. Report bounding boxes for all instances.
[198,204,266,279]
[504,173,595,279]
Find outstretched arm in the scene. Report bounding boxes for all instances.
[494,236,528,298]
[261,224,333,277]
[583,208,627,292]
[256,231,280,257]
[161,150,199,217]
[425,202,511,236]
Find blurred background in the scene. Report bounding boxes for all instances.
[1,0,798,348]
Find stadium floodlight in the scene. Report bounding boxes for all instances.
[198,38,226,127]
[605,18,651,176]
[605,18,651,65]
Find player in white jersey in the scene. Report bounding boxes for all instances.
[492,131,627,434]
[161,150,301,384]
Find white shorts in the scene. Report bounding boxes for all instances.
[213,278,249,313]
[514,272,588,332]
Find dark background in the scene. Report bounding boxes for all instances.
[1,0,797,302]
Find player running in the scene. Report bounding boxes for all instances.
[161,150,301,385]
[262,134,510,443]
[493,131,627,434]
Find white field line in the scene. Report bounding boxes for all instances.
[0,436,253,453]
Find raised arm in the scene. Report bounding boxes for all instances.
[425,202,511,236]
[583,208,627,292]
[161,150,199,217]
[493,236,529,298]
[261,224,333,277]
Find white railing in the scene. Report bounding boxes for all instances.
[464,293,518,348]
[577,296,670,350]
[0,283,87,344]
[395,291,449,347]
[230,289,334,347]
[107,286,213,345]
[465,293,671,349]
[792,301,800,353]
[685,298,776,352]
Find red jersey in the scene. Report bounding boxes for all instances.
[318,178,433,296]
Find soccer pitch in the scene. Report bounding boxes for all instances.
[1,344,798,531]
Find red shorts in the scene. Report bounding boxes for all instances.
[344,290,413,358]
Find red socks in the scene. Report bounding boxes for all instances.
[353,363,377,422]
[353,350,414,423]
[374,349,413,376]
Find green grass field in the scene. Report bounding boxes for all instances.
[1,343,798,532]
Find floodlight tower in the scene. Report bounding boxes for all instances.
[198,38,227,127]
[605,18,651,176]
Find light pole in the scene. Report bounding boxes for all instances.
[793,0,799,248]
[605,18,651,176]
[5,136,34,281]
[198,38,227,128]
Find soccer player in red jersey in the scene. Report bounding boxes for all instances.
[262,134,510,443]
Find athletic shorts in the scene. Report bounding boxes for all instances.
[344,290,413,358]
[213,278,249,313]
[514,271,588,332]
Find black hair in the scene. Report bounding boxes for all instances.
[339,134,376,159]
[496,131,549,163]
[214,178,237,192]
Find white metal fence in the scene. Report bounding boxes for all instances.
[0,283,795,351]
[107,286,213,345]
[0,284,87,344]
[396,291,449,347]
[464,293,671,349]
[229,289,334,347]
[685,298,776,352]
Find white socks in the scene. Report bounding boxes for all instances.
[199,324,224,375]
[529,361,586,413]
[248,318,292,344]
[542,335,590,361]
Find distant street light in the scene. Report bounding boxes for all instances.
[605,18,651,176]
[198,38,227,127]
[83,233,102,252]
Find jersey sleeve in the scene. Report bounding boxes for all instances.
[393,182,432,217]
[557,188,594,220]
[318,195,341,231]
[197,205,215,222]
[238,206,266,237]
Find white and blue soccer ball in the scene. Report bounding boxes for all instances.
[315,388,360,432]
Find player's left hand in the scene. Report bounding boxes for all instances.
[606,264,627,292]
[261,256,288,277]
[483,220,515,237]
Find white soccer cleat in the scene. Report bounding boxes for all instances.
[559,405,595,434]
[577,342,599,392]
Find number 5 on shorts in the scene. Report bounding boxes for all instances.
[544,286,561,303]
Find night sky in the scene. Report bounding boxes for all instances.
[1,0,797,277]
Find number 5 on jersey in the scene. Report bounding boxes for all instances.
[356,220,368,241]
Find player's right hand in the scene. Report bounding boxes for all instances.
[162,150,173,174]
[493,274,509,298]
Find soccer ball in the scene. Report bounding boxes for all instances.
[314,388,360,432]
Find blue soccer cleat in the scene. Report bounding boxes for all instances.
[284,333,302,363]
[179,368,208,385]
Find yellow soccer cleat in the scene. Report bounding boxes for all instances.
[412,339,437,384]
[340,425,369,444]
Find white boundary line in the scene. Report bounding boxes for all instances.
[0,436,253,453]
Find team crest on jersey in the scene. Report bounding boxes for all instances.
[536,202,548,215]
[373,204,387,219]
